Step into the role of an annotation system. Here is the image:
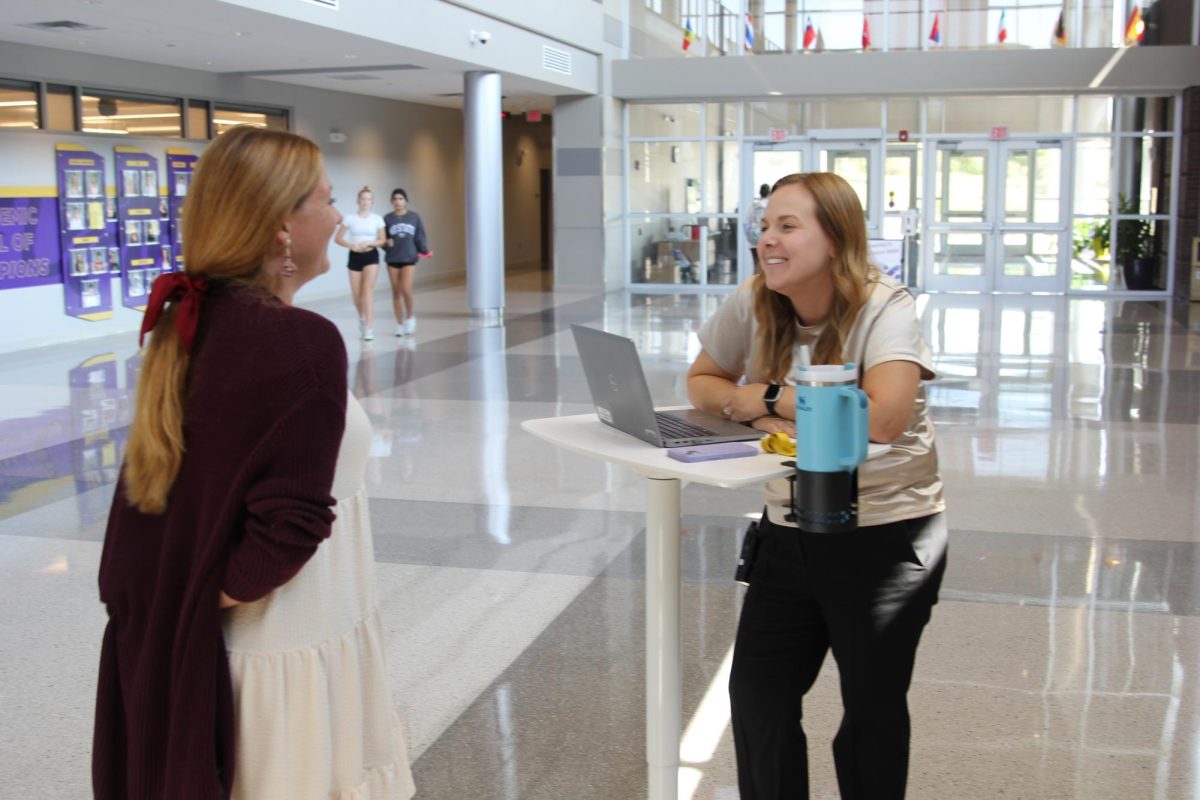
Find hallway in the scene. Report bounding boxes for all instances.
[1,273,1197,799]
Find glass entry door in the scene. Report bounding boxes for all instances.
[816,140,881,238]
[925,140,1067,292]
[745,138,882,278]
[995,141,1067,292]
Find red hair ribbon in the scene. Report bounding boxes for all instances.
[139,272,208,352]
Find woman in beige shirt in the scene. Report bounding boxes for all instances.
[688,172,946,800]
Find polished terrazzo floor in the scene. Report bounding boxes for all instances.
[1,269,1197,799]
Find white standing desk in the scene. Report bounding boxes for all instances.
[521,412,793,800]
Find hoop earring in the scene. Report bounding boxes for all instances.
[281,238,297,278]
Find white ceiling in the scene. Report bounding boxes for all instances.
[0,0,560,112]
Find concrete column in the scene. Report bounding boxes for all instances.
[464,71,505,325]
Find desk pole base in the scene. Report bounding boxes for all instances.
[645,477,681,800]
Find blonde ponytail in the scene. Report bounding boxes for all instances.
[124,307,189,514]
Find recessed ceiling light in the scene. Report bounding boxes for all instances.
[233,31,250,37]
[768,91,783,96]
[343,54,357,59]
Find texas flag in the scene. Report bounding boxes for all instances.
[863,16,872,50]
[929,12,942,45]
[998,9,1008,43]
[803,16,816,49]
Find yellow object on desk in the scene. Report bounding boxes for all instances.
[760,432,796,456]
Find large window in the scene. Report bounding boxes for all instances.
[0,79,38,131]
[212,104,289,136]
[624,93,1181,295]
[81,91,182,137]
[628,102,742,287]
[0,76,289,140]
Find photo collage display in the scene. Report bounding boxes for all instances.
[165,149,196,273]
[56,145,113,318]
[115,148,174,309]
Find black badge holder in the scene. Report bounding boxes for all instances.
[734,521,761,585]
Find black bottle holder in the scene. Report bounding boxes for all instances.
[782,461,859,534]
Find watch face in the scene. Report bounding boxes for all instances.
[764,384,783,401]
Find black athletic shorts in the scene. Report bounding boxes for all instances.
[347,249,379,272]
[387,261,417,270]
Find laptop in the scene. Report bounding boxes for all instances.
[570,324,762,448]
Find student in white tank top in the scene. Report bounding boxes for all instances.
[334,186,385,341]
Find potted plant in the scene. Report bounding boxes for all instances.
[1116,194,1155,290]
[1090,217,1109,259]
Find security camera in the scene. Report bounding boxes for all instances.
[470,30,491,45]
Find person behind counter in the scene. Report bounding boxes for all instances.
[687,171,947,800]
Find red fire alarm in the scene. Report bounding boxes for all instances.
[898,130,909,142]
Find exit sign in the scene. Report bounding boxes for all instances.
[768,128,787,142]
[991,126,1009,140]
[526,110,543,122]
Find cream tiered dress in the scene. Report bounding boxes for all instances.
[223,394,415,799]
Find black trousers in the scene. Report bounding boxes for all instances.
[730,511,947,800]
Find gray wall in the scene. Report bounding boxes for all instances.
[0,43,467,353]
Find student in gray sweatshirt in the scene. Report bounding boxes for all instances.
[382,188,430,337]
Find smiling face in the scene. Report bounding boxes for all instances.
[286,173,340,283]
[757,183,836,300]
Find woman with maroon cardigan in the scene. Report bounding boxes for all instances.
[93,127,414,799]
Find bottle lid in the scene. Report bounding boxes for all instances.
[795,362,856,385]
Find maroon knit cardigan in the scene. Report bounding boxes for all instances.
[92,285,348,799]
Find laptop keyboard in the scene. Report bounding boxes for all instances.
[655,413,717,439]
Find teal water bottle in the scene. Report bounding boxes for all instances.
[789,363,869,533]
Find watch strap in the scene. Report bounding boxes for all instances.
[763,383,783,416]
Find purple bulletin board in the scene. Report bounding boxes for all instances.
[56,145,113,320]
[0,195,61,291]
[165,149,196,273]
[115,147,172,310]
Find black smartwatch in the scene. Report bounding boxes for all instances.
[762,383,784,416]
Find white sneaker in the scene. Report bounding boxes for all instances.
[403,316,416,335]
[358,319,366,337]
[362,327,374,341]
[395,324,406,337]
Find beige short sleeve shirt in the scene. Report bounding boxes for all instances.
[698,274,945,528]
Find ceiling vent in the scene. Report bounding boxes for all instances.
[541,46,572,75]
[301,0,338,8]
[22,20,105,32]
[327,74,378,81]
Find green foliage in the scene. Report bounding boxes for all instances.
[1115,193,1153,265]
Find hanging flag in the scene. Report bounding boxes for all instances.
[815,27,826,52]
[803,16,816,49]
[1053,10,1066,46]
[998,9,1008,43]
[863,15,872,50]
[745,13,755,51]
[1124,5,1144,45]
[929,12,942,45]
[682,18,697,51]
